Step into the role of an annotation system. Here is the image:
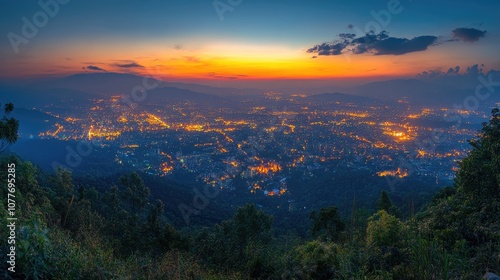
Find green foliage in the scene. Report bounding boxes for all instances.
[310,206,345,241]
[48,168,76,228]
[453,108,500,244]
[421,109,500,244]
[366,210,405,248]
[2,108,500,278]
[232,204,273,246]
[192,204,278,278]
[121,172,150,212]
[156,224,185,252]
[147,199,165,236]
[17,218,52,279]
[377,190,392,212]
[405,234,456,279]
[366,210,407,270]
[292,240,343,279]
[417,108,500,276]
[459,108,500,200]
[0,102,19,151]
[377,190,401,217]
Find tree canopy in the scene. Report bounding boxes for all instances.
[310,206,345,241]
[0,102,19,151]
[421,108,500,246]
[377,190,401,217]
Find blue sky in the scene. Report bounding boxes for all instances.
[1,0,498,83]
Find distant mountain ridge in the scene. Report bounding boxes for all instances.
[0,86,94,107]
[2,72,499,107]
[29,73,260,96]
[11,108,62,138]
[0,73,229,107]
[352,78,499,106]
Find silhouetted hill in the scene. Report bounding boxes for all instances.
[354,79,449,98]
[30,72,260,96]
[352,79,493,106]
[0,86,94,107]
[11,108,61,138]
[1,73,229,108]
[418,69,500,89]
[31,73,145,95]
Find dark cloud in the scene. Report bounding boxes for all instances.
[85,65,106,71]
[114,62,144,68]
[465,64,484,76]
[307,33,355,55]
[417,64,484,78]
[307,31,438,56]
[446,66,460,75]
[307,42,348,56]
[452,27,486,42]
[367,35,437,55]
[418,69,446,78]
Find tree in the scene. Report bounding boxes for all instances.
[453,108,500,244]
[121,173,150,212]
[377,190,400,217]
[52,168,74,196]
[232,204,273,245]
[48,168,76,227]
[456,108,500,203]
[422,108,500,247]
[0,102,19,151]
[310,206,345,241]
[366,210,406,270]
[366,210,404,248]
[228,204,275,277]
[157,223,183,252]
[292,240,343,279]
[147,199,165,236]
[195,204,275,276]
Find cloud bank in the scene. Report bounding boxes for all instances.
[307,31,438,56]
[84,65,106,71]
[114,61,144,68]
[418,64,485,78]
[308,27,487,57]
[452,27,486,42]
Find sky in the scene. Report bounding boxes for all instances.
[0,0,499,87]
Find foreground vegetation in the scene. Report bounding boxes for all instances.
[1,109,499,279]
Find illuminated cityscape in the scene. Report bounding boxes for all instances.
[25,90,486,198]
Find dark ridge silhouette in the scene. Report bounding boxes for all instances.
[11,108,61,137]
